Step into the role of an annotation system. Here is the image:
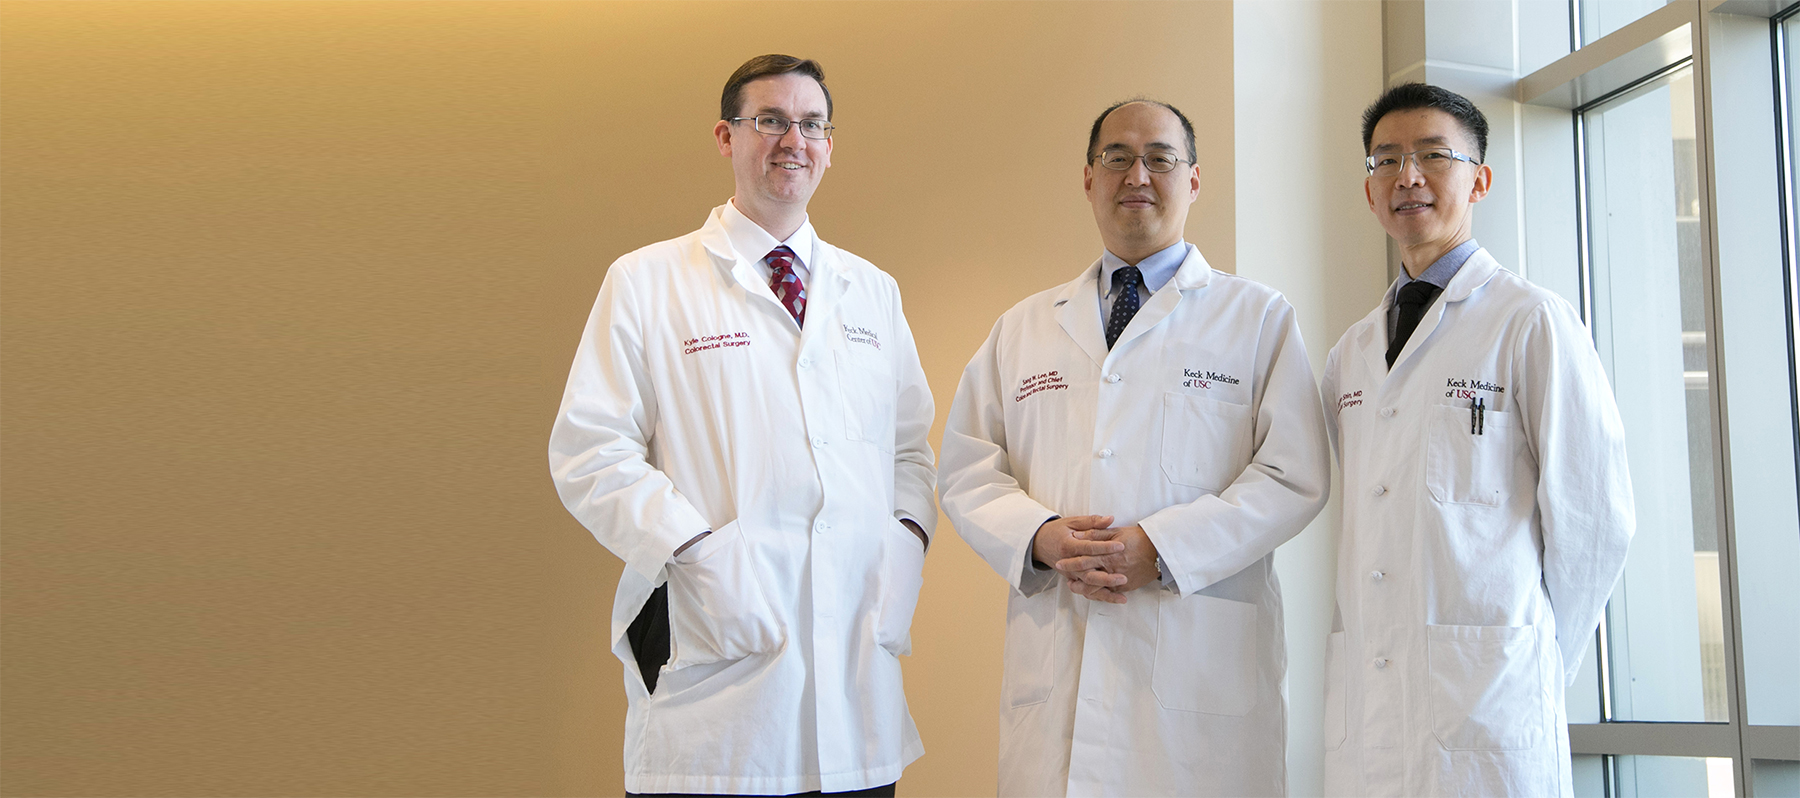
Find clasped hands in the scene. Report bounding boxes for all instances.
[1032,515,1160,604]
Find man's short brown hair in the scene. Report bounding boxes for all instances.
[720,54,832,121]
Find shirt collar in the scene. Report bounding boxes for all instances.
[1100,240,1189,295]
[721,199,817,271]
[1402,238,1479,290]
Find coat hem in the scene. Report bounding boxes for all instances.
[623,743,923,796]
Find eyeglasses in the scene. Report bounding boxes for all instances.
[1091,148,1191,173]
[1365,147,1480,177]
[727,114,835,140]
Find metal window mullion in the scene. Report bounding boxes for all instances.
[1775,1,1800,543]
[1690,6,1755,796]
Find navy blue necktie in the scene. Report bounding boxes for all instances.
[1106,266,1143,350]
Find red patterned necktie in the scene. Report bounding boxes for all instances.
[766,245,806,326]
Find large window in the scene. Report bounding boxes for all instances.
[1402,0,1800,794]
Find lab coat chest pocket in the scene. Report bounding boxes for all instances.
[1426,624,1543,751]
[1161,392,1254,492]
[1152,594,1259,715]
[665,520,786,671]
[1426,403,1519,506]
[874,518,926,657]
[835,349,896,452]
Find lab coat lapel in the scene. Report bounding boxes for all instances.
[1352,300,1390,390]
[1387,248,1502,375]
[1108,245,1213,356]
[697,206,814,333]
[1054,260,1110,369]
[800,243,852,343]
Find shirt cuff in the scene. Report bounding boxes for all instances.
[1157,556,1180,593]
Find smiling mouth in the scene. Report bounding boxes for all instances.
[1394,201,1433,213]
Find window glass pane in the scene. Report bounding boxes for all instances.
[1582,65,1730,723]
[1574,754,1608,798]
[1580,0,1675,46]
[1577,756,1737,797]
[1753,759,1800,797]
[1615,756,1735,798]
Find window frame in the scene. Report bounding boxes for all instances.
[1512,1,1800,794]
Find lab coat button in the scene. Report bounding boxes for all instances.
[1380,407,1396,418]
[1370,570,1385,581]
[812,436,826,448]
[798,358,811,369]
[1098,448,1114,458]
[1105,374,1122,384]
[1372,485,1387,496]
[1373,657,1389,669]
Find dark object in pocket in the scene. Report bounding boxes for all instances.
[627,583,671,693]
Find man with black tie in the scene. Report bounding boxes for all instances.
[1319,83,1634,797]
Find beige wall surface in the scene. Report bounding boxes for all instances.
[1233,2,1389,796]
[1,2,1232,796]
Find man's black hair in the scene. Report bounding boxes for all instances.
[721,54,832,121]
[1086,99,1197,164]
[1360,82,1488,163]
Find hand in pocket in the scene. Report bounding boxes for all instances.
[665,521,785,670]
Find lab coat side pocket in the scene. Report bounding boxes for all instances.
[836,349,896,452]
[874,517,926,657]
[1161,391,1254,492]
[665,520,785,671]
[1001,590,1057,708]
[1426,623,1543,751]
[1425,404,1518,506]
[1323,631,1348,751]
[1151,593,1259,715]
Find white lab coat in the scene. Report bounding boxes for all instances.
[939,246,1331,798]
[548,204,937,795]
[1319,248,1633,797]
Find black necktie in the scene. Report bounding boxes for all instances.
[1387,280,1443,369]
[1106,266,1143,350]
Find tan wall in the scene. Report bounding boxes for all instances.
[0,2,1231,796]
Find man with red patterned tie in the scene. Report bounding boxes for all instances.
[548,54,936,797]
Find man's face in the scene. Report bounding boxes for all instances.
[1363,107,1491,251]
[1083,102,1200,260]
[713,74,832,215]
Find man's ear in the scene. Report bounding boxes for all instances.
[714,119,734,157]
[1468,163,1493,204]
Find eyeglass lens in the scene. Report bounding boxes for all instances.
[752,115,831,140]
[1097,149,1184,173]
[1369,148,1460,176]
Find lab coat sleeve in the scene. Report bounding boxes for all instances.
[887,278,939,540]
[1139,297,1332,596]
[548,263,713,587]
[938,317,1062,597]
[1513,299,1635,684]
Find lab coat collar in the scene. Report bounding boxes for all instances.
[697,203,851,334]
[1053,244,1214,368]
[719,199,819,276]
[1378,247,1503,377]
